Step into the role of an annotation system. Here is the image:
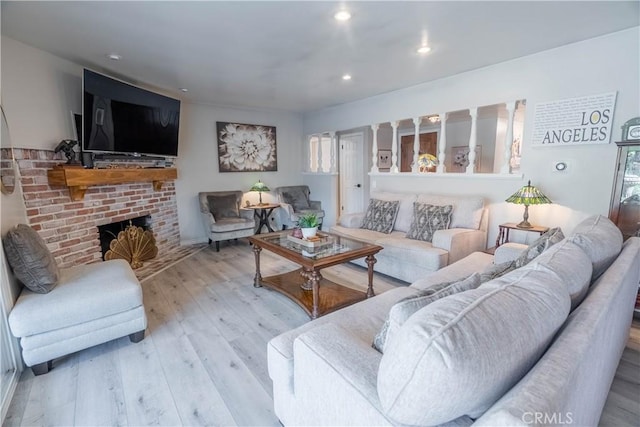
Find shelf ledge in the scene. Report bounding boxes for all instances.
[47,165,178,201]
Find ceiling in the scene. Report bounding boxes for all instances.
[2,1,638,113]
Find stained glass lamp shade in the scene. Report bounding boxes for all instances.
[505,180,552,229]
[250,180,270,205]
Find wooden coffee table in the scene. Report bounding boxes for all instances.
[249,231,383,319]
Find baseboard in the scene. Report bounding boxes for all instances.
[180,238,209,246]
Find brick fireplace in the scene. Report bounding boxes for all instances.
[15,149,180,269]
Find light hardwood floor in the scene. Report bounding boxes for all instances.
[4,241,640,426]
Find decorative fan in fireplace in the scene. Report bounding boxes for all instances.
[105,224,158,269]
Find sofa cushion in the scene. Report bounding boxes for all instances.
[361,199,399,234]
[375,235,448,272]
[373,273,480,353]
[516,239,593,310]
[207,194,239,219]
[371,191,417,232]
[377,265,571,426]
[282,187,311,211]
[416,194,484,229]
[514,227,565,268]
[406,203,453,242]
[568,215,622,281]
[2,224,59,294]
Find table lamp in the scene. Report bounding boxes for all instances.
[417,153,438,172]
[505,180,552,229]
[250,180,270,205]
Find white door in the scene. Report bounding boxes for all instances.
[339,132,365,216]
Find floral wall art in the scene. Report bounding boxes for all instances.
[216,121,277,172]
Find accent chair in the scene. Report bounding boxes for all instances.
[199,190,256,251]
[274,185,325,230]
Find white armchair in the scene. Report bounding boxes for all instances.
[199,191,256,251]
[274,185,325,230]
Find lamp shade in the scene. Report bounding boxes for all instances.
[249,180,270,193]
[506,180,552,228]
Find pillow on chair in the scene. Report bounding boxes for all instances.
[282,188,311,211]
[207,194,239,219]
[3,224,59,294]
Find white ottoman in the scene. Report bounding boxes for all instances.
[8,259,147,375]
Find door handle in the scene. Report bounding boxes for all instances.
[355,184,361,188]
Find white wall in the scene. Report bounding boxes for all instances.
[303,28,640,244]
[1,36,306,245]
[176,102,303,243]
[2,37,82,150]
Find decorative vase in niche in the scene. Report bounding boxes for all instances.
[301,226,318,239]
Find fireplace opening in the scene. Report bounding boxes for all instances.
[98,215,152,260]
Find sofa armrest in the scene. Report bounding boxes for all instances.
[432,228,487,264]
[338,212,365,228]
[292,323,388,425]
[239,208,254,221]
[494,243,527,264]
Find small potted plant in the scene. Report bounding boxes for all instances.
[298,213,319,239]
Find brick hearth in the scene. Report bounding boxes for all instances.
[14,149,180,269]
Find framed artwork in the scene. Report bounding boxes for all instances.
[216,121,277,172]
[378,150,392,169]
[450,145,482,172]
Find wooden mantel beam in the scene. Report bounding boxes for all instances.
[47,165,178,201]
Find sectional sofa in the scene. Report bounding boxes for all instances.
[330,191,487,283]
[268,215,640,426]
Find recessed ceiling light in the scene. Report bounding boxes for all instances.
[107,53,122,61]
[417,46,431,54]
[179,88,188,92]
[342,74,352,81]
[334,10,351,21]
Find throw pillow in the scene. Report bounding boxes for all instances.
[406,203,453,242]
[480,227,565,283]
[2,224,59,294]
[373,273,481,353]
[282,188,311,211]
[208,194,240,219]
[361,199,400,234]
[513,227,565,268]
[480,260,517,283]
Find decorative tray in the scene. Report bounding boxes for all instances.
[286,232,333,248]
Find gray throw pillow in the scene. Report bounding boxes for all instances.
[406,203,453,242]
[480,227,565,283]
[373,273,481,353]
[282,188,311,211]
[208,194,239,219]
[480,261,517,283]
[361,199,400,234]
[3,224,59,294]
[513,227,565,268]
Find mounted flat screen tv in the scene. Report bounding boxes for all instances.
[83,69,180,157]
